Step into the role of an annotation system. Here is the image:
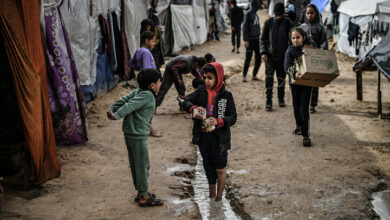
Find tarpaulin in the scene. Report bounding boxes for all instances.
[0,0,61,184]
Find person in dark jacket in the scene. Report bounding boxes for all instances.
[181,63,237,201]
[300,3,328,113]
[230,0,244,54]
[155,56,205,107]
[147,0,165,72]
[242,0,263,82]
[260,3,294,111]
[284,27,312,147]
[299,0,310,24]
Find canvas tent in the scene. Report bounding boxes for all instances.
[157,0,208,53]
[337,0,390,59]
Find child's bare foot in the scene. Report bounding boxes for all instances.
[215,196,222,201]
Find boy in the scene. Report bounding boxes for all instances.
[229,0,244,54]
[260,3,294,111]
[107,68,163,207]
[204,53,216,64]
[130,31,156,71]
[181,63,237,201]
[155,56,206,108]
[242,0,263,82]
[130,31,161,137]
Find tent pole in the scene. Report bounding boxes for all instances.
[356,70,363,101]
[378,70,382,118]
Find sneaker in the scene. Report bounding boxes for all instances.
[252,76,261,81]
[279,100,286,107]
[242,76,248,82]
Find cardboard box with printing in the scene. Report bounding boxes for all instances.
[292,46,340,87]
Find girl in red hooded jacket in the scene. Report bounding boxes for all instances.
[181,62,237,201]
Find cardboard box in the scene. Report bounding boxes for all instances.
[292,46,340,87]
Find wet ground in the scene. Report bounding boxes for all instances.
[1,9,390,219]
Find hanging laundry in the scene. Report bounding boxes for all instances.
[44,6,88,145]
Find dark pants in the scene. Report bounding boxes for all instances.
[156,69,186,107]
[265,58,286,101]
[243,39,261,77]
[311,87,319,107]
[198,132,227,184]
[231,26,241,48]
[291,85,312,137]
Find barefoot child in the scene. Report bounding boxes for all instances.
[284,27,312,147]
[181,63,237,201]
[107,68,163,207]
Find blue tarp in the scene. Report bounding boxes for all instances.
[311,0,329,14]
[82,38,120,103]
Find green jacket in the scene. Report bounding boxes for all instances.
[109,88,155,139]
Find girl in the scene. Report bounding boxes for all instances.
[300,4,328,113]
[284,27,312,147]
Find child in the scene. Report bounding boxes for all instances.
[155,56,205,108]
[130,31,156,71]
[204,53,216,64]
[286,0,296,23]
[229,0,244,54]
[260,2,294,111]
[107,68,163,207]
[300,4,328,114]
[181,63,237,201]
[284,27,312,147]
[242,0,263,82]
[130,31,161,137]
[147,0,165,72]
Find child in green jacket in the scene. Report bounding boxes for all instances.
[107,68,163,207]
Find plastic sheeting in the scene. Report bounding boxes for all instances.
[354,30,390,81]
[171,5,197,51]
[311,0,329,14]
[337,0,387,17]
[58,0,120,86]
[123,0,148,57]
[192,0,208,46]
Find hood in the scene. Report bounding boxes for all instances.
[208,62,224,92]
[304,4,321,24]
[248,0,260,12]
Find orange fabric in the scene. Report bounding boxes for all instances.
[0,0,61,184]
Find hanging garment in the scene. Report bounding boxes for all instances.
[44,6,88,145]
[107,11,118,72]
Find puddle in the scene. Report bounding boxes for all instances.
[194,151,241,220]
[372,190,390,219]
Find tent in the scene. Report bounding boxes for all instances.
[158,0,208,53]
[0,0,61,185]
[353,29,390,118]
[337,0,390,59]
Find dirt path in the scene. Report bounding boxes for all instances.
[1,10,390,219]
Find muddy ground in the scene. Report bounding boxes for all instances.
[1,9,390,220]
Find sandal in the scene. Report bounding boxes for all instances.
[292,128,302,135]
[135,193,156,202]
[139,197,163,207]
[303,137,312,147]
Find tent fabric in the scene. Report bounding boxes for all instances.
[0,0,61,184]
[171,5,197,51]
[311,0,329,14]
[337,0,386,17]
[44,5,89,145]
[354,29,390,81]
[192,0,208,46]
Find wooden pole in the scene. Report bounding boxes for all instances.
[378,70,382,117]
[356,70,363,101]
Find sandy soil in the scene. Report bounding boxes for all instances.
[1,9,390,220]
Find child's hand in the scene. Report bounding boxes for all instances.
[107,111,116,120]
[208,117,218,126]
[192,107,206,120]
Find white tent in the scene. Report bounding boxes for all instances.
[337,0,390,58]
[158,0,208,53]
